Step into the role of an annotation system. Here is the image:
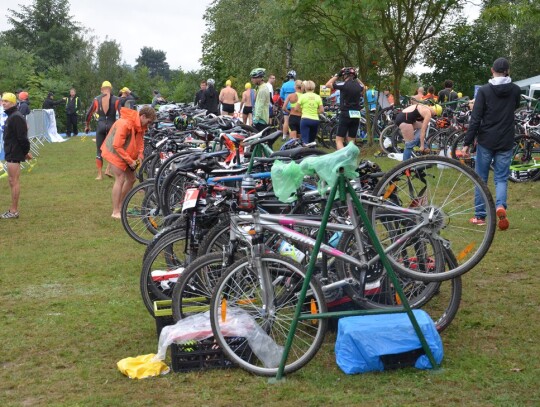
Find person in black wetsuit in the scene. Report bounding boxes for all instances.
[85,81,120,180]
[395,103,442,160]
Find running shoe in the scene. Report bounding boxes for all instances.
[469,217,486,226]
[1,210,19,219]
[496,207,509,231]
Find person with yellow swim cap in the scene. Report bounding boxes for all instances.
[85,80,121,180]
[1,92,32,219]
[219,79,239,116]
[240,82,255,126]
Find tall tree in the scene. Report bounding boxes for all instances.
[95,39,126,93]
[379,0,464,103]
[0,45,36,92]
[135,47,170,80]
[2,0,84,71]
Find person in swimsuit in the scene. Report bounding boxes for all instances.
[394,103,442,160]
[219,80,239,116]
[282,80,304,139]
[240,82,255,126]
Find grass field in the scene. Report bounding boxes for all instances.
[0,138,539,406]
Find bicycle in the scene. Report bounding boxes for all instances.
[177,148,494,376]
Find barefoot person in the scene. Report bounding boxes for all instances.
[101,106,156,218]
[240,83,255,125]
[219,80,239,116]
[1,92,32,219]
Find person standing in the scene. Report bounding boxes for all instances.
[1,92,32,219]
[119,87,136,109]
[461,57,521,230]
[325,67,364,149]
[282,80,304,140]
[297,80,323,144]
[200,79,219,115]
[240,82,255,126]
[85,81,121,180]
[251,68,270,132]
[194,80,207,107]
[437,80,458,105]
[42,92,65,109]
[423,86,437,101]
[65,88,81,137]
[219,80,239,116]
[280,70,297,139]
[151,90,166,108]
[101,106,157,219]
[365,86,378,111]
[17,92,31,116]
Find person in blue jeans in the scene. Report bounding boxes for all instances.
[462,57,521,230]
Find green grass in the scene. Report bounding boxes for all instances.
[1,139,539,406]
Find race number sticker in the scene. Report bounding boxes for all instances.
[182,188,199,211]
[348,110,361,118]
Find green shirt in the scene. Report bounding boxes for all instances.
[253,83,270,125]
[298,92,322,121]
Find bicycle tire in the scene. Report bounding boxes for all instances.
[210,254,327,376]
[137,153,158,182]
[508,133,540,182]
[378,124,398,155]
[121,180,163,245]
[140,227,189,315]
[369,155,496,281]
[160,171,193,217]
[171,253,229,320]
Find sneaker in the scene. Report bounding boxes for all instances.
[1,210,19,219]
[496,207,509,231]
[282,134,288,141]
[469,217,486,226]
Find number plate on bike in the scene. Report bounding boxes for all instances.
[182,188,199,211]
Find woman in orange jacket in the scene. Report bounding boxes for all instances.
[101,105,156,218]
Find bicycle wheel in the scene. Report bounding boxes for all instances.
[370,155,496,281]
[210,254,327,376]
[140,227,188,315]
[121,180,163,245]
[378,124,398,155]
[335,231,461,332]
[509,133,540,182]
[160,171,193,216]
[171,253,229,320]
[137,153,158,182]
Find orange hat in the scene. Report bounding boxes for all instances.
[19,91,29,100]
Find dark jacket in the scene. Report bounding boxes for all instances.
[200,86,219,115]
[194,89,204,106]
[120,94,136,109]
[18,100,31,116]
[65,96,81,115]
[464,80,521,151]
[42,97,64,109]
[3,105,30,161]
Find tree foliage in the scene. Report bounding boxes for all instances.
[2,0,84,71]
[135,47,170,80]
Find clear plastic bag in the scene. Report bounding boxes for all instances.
[154,309,283,368]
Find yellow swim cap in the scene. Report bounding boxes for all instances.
[226,80,232,86]
[1,92,17,104]
[245,82,251,89]
[101,80,112,89]
[457,92,463,98]
[120,87,130,93]
[433,104,443,116]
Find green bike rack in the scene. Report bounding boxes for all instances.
[272,171,439,382]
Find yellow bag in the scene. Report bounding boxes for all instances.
[117,353,170,379]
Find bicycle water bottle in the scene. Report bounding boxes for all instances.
[277,239,306,263]
[239,175,256,210]
[328,231,343,248]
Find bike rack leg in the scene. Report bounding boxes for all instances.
[272,172,439,383]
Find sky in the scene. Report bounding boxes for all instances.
[0,0,214,71]
[0,0,480,74]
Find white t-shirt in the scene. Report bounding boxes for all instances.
[266,83,274,95]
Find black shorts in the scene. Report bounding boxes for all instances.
[288,115,301,132]
[242,106,253,115]
[337,115,360,139]
[6,159,22,164]
[222,103,235,113]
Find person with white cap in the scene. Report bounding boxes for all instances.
[1,92,32,219]
[462,57,521,230]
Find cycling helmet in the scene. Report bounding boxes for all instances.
[250,68,266,78]
[207,78,215,86]
[340,67,358,78]
[287,70,297,79]
[432,104,443,116]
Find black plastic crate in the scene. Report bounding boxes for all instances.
[171,336,251,373]
[155,315,175,338]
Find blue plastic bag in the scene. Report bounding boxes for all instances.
[335,310,443,374]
